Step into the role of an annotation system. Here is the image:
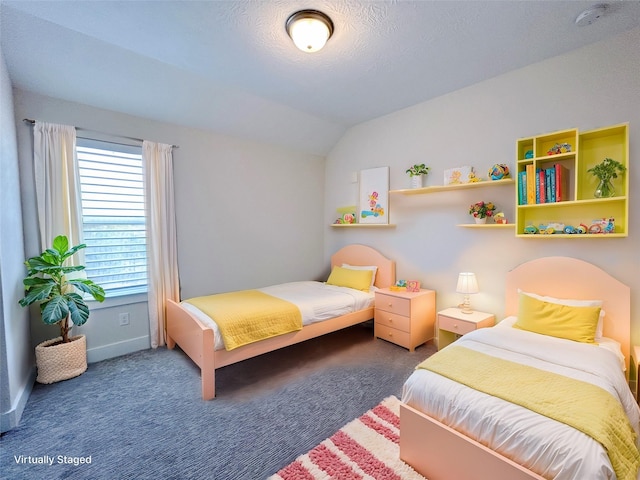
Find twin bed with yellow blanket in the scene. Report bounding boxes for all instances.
[166,244,395,400]
[400,257,639,480]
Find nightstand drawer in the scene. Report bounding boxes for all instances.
[375,324,411,349]
[375,293,411,316]
[438,315,476,335]
[374,310,411,333]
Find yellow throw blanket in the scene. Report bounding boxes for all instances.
[418,346,640,480]
[185,290,302,351]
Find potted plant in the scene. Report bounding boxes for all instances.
[406,163,430,188]
[19,235,105,383]
[469,201,496,224]
[587,157,626,198]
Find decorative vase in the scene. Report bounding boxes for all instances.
[594,179,615,198]
[410,175,424,189]
[474,217,487,224]
[35,334,87,384]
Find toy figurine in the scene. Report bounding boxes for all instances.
[494,212,508,224]
[524,224,538,234]
[547,143,572,155]
[489,164,510,181]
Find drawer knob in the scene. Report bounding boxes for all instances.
[388,332,393,337]
[388,318,393,323]
[453,324,458,329]
[387,302,393,307]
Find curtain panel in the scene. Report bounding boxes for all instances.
[142,141,180,348]
[33,121,83,261]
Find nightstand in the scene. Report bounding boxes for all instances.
[437,308,495,350]
[631,345,640,401]
[374,288,436,352]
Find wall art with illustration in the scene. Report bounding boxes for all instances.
[359,167,389,224]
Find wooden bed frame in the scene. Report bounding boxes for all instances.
[400,256,631,480]
[166,244,395,400]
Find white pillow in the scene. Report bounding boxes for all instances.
[518,289,605,339]
[342,264,378,288]
[497,315,623,371]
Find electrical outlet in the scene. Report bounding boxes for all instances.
[119,312,130,326]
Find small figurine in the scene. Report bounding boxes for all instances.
[494,212,508,224]
[524,224,538,234]
[489,164,510,181]
[563,225,577,234]
[576,224,588,234]
[547,143,572,155]
[604,218,615,233]
[524,150,534,159]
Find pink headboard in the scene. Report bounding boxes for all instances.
[505,256,631,372]
[331,244,396,289]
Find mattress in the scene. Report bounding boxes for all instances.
[181,281,375,350]
[402,321,640,480]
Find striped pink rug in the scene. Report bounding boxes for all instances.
[269,396,427,480]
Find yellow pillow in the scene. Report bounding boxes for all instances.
[514,293,601,343]
[326,266,373,292]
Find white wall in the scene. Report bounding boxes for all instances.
[326,28,640,343]
[0,45,33,432]
[14,89,326,362]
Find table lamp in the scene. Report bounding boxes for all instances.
[456,272,479,314]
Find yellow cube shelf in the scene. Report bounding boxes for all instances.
[515,123,628,238]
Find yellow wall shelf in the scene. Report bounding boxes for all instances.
[515,123,628,238]
[390,178,514,195]
[331,224,396,228]
[457,223,515,228]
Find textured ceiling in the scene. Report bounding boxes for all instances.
[2,1,639,155]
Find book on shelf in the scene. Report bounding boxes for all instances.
[518,170,527,205]
[526,164,535,205]
[555,164,569,202]
[545,168,555,203]
[537,169,546,204]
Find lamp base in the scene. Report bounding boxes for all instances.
[459,295,473,314]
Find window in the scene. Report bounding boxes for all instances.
[76,138,147,297]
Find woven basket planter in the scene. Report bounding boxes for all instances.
[35,334,87,384]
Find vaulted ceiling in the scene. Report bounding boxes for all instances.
[2,1,639,155]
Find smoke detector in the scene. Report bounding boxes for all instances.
[575,4,608,26]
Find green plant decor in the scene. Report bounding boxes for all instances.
[587,157,626,198]
[19,235,105,344]
[406,164,430,177]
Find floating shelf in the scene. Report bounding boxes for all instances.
[390,179,514,195]
[331,224,396,228]
[457,224,515,228]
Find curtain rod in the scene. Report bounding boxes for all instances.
[22,118,179,149]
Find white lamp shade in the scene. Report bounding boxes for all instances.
[286,11,333,53]
[456,272,479,295]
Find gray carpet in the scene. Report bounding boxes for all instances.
[1,322,435,480]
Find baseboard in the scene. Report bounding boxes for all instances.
[1,366,36,434]
[87,336,150,363]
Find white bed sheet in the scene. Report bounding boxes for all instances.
[402,323,640,480]
[181,281,375,350]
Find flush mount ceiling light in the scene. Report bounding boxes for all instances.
[286,9,334,53]
[575,4,608,26]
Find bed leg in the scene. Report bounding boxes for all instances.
[166,334,176,350]
[202,329,215,400]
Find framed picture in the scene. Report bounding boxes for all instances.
[359,167,389,224]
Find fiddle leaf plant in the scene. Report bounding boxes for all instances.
[19,235,105,344]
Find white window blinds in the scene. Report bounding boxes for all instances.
[76,138,147,296]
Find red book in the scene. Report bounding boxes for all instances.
[555,164,569,202]
[538,169,546,204]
